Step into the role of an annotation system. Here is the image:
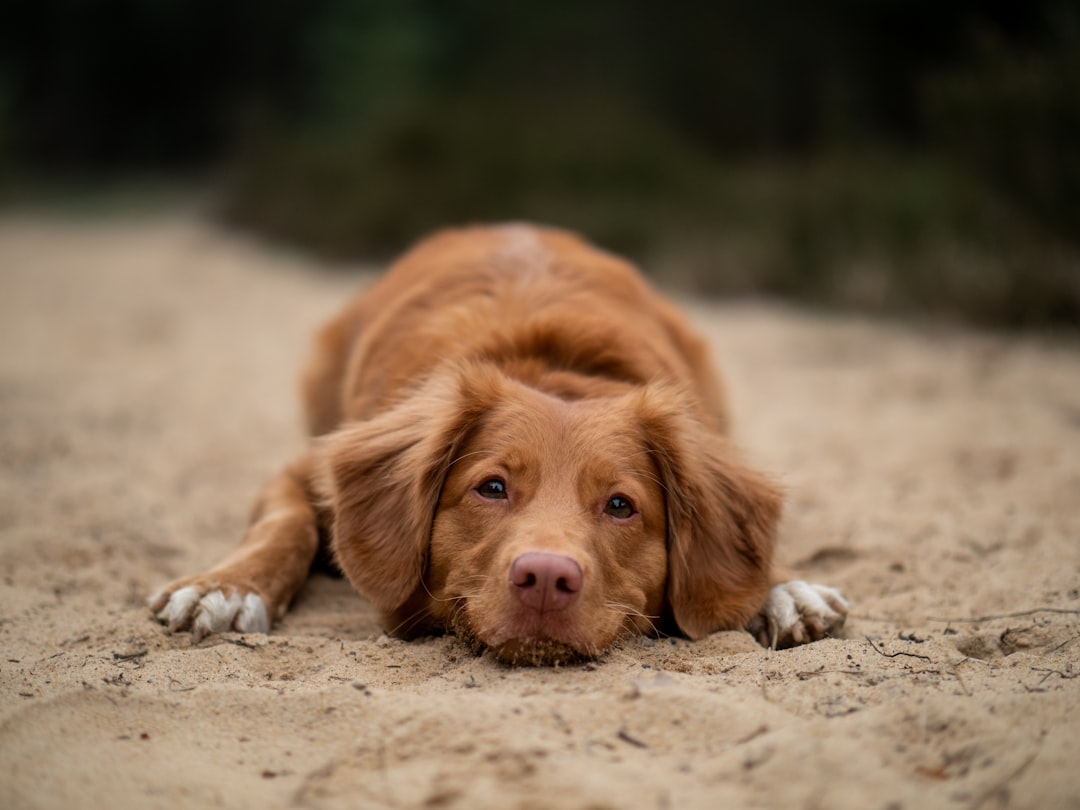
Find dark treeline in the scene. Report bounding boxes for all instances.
[2,1,1077,325]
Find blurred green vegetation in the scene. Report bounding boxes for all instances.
[2,0,1078,327]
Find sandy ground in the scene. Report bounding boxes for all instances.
[1,213,1078,810]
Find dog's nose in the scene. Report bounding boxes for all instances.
[509,552,583,612]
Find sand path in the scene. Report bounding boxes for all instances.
[1,214,1078,809]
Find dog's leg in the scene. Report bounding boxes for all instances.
[150,454,322,641]
[746,581,849,649]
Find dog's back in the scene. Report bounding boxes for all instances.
[301,224,729,435]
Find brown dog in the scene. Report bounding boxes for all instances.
[151,224,847,664]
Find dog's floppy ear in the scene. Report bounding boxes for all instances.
[638,387,781,640]
[317,364,499,618]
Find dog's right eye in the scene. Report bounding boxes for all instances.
[476,478,508,500]
[604,495,636,520]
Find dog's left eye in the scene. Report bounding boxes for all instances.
[604,495,635,520]
[476,478,508,500]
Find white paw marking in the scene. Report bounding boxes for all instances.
[192,590,244,640]
[236,593,270,634]
[152,587,269,641]
[751,580,849,649]
[155,586,201,632]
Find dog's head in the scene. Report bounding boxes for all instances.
[319,363,779,664]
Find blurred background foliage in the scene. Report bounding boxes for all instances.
[1,0,1078,326]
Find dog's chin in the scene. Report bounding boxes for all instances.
[452,615,596,666]
[486,636,589,667]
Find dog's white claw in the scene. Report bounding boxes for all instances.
[235,593,270,634]
[191,590,244,642]
[751,580,849,649]
[156,586,201,632]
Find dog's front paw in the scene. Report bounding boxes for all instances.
[149,579,270,642]
[747,581,849,649]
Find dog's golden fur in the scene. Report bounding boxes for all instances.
[153,224,803,664]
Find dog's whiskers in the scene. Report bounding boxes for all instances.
[448,450,487,469]
[605,601,662,635]
[418,569,488,602]
[387,605,433,638]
